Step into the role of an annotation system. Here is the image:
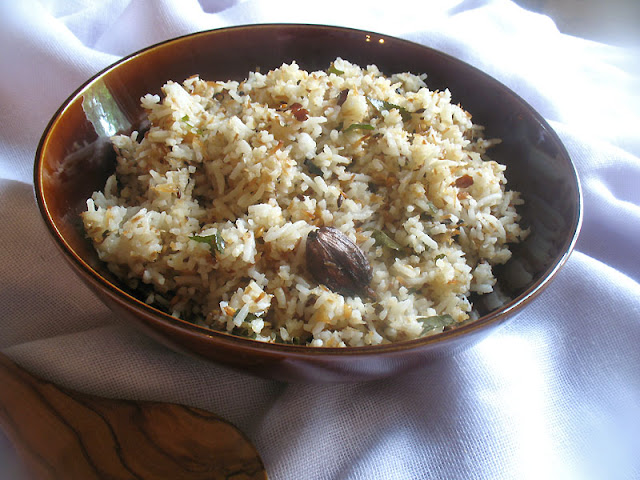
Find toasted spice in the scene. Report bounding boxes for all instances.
[306,227,373,297]
[289,102,309,121]
[455,174,474,188]
[337,89,349,106]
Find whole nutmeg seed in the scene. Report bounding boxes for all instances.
[306,227,373,297]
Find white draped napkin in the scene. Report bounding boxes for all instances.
[1,1,639,478]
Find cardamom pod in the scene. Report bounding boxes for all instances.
[306,227,373,297]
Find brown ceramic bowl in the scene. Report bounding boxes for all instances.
[34,24,581,382]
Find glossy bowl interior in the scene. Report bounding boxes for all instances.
[34,24,581,382]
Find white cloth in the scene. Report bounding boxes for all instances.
[1,1,639,478]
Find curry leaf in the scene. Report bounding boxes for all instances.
[372,229,403,251]
[367,97,412,121]
[190,233,225,254]
[417,314,455,335]
[304,158,323,176]
[343,123,374,133]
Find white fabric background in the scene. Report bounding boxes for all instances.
[1,1,639,478]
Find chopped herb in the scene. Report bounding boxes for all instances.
[420,202,439,221]
[233,312,265,339]
[304,158,323,176]
[367,97,412,121]
[417,314,455,335]
[343,123,374,133]
[335,121,344,132]
[327,64,344,75]
[190,233,225,254]
[434,253,446,261]
[236,312,260,323]
[180,114,204,134]
[372,229,403,251]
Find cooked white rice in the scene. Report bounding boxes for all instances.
[82,58,528,347]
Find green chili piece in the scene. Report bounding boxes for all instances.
[327,64,345,75]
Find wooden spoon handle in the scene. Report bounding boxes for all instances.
[0,353,267,480]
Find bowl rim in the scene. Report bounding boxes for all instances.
[33,23,583,357]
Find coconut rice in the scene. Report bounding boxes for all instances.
[82,58,528,347]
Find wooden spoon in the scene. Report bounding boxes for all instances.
[0,353,267,480]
